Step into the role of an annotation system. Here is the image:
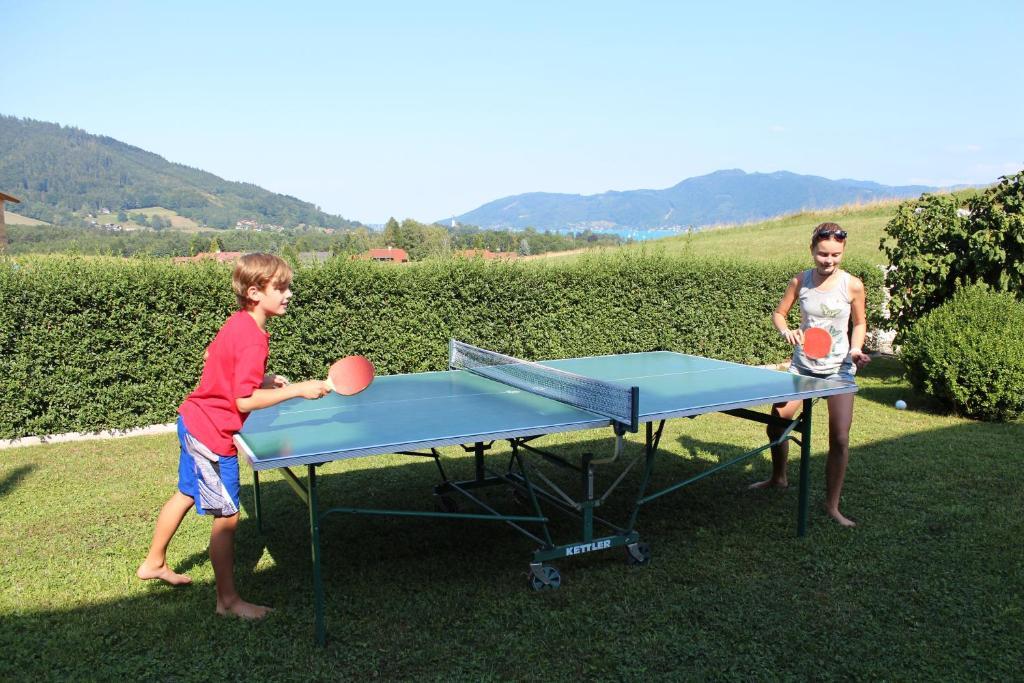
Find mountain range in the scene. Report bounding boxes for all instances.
[451,170,939,231]
[2,115,943,233]
[0,116,360,230]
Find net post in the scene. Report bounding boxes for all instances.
[628,386,639,432]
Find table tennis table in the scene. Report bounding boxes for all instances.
[235,340,856,645]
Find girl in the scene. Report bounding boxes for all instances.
[751,222,871,527]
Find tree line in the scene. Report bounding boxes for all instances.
[4,217,624,260]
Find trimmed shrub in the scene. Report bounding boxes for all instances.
[900,285,1024,421]
[0,253,884,438]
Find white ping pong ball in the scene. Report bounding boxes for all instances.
[895,400,907,410]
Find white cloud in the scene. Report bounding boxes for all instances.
[768,125,786,133]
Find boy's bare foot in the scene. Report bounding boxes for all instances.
[825,506,857,527]
[136,562,192,585]
[216,598,273,620]
[748,478,788,490]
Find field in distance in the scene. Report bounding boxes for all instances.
[101,206,204,232]
[631,200,898,265]
[624,190,978,265]
[134,207,202,231]
[4,211,50,226]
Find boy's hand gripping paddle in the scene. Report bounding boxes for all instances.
[324,355,375,395]
[802,327,833,360]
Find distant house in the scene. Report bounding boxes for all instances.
[172,251,243,264]
[0,191,22,251]
[359,246,410,263]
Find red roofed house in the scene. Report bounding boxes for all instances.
[361,246,409,263]
[0,191,21,251]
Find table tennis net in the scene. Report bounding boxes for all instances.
[449,340,639,431]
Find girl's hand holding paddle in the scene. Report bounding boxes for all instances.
[780,326,835,361]
[779,327,803,347]
[800,327,833,360]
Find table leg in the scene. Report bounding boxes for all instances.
[797,398,812,536]
[308,465,326,646]
[252,470,263,533]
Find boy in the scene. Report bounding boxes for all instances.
[137,253,328,618]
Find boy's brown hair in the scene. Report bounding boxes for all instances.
[232,253,293,309]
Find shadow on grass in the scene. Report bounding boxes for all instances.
[2,419,1022,680]
[854,355,949,413]
[0,464,33,499]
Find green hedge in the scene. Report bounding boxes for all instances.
[0,253,884,439]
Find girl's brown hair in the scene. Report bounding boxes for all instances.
[810,222,847,246]
[232,253,292,309]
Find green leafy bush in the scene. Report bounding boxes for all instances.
[900,285,1024,421]
[881,170,1024,340]
[0,253,884,438]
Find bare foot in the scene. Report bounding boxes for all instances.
[748,478,788,490]
[825,506,857,527]
[137,562,192,585]
[216,598,273,620]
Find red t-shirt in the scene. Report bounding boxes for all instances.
[178,310,269,456]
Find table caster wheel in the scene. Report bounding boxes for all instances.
[528,565,561,591]
[626,542,651,566]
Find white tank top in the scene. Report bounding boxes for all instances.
[790,269,852,376]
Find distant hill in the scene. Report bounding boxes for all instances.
[0,115,360,230]
[451,169,941,231]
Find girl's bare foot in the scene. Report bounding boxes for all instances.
[216,598,272,620]
[825,506,857,527]
[137,562,192,585]
[748,478,788,490]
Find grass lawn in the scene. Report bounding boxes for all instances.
[1,357,1021,680]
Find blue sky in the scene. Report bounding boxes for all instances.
[3,0,1022,224]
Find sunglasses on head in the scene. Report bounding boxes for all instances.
[813,227,847,241]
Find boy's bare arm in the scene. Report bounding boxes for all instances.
[261,373,289,389]
[236,381,329,413]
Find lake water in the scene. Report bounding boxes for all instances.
[550,227,690,243]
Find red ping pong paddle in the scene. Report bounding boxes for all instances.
[324,355,375,395]
[802,327,833,360]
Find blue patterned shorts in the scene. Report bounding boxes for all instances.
[176,416,240,517]
[789,358,857,386]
